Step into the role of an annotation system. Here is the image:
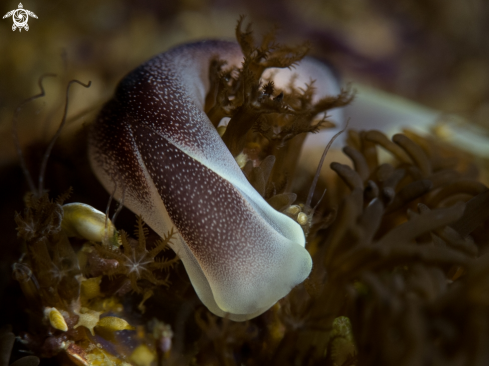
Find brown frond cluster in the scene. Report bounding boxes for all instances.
[314,130,489,365]
[205,17,354,202]
[190,129,488,366]
[194,308,259,366]
[15,191,66,242]
[13,190,82,308]
[275,129,488,365]
[91,216,179,295]
[11,190,180,362]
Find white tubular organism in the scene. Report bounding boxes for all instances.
[88,40,342,321]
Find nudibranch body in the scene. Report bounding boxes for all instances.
[88,40,341,321]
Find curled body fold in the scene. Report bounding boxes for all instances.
[89,40,342,320]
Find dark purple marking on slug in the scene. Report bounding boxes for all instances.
[89,40,343,321]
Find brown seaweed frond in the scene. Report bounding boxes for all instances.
[350,255,489,366]
[204,58,229,114]
[235,15,309,78]
[310,85,356,116]
[296,129,489,364]
[91,217,179,294]
[55,186,73,204]
[252,112,319,147]
[213,17,312,156]
[204,23,354,209]
[14,190,82,308]
[205,59,237,125]
[241,129,489,365]
[194,307,258,366]
[251,85,353,149]
[320,130,484,273]
[15,192,64,242]
[242,155,276,197]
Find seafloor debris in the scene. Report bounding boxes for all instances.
[6,16,489,366]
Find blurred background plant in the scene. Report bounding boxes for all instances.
[2,0,489,161]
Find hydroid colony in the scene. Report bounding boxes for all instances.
[7,17,489,366]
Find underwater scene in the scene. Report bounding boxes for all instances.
[1,1,489,365]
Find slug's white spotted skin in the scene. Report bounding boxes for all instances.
[89,40,339,321]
